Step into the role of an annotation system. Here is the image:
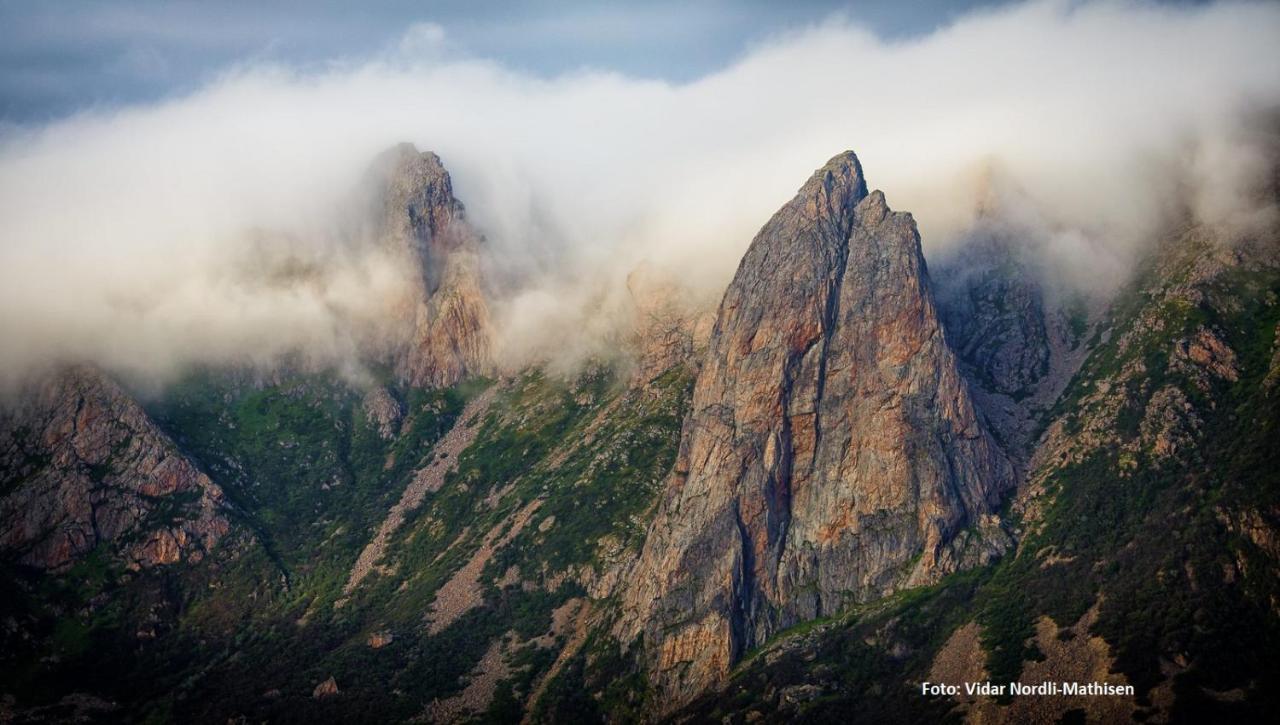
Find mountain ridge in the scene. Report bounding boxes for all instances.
[1,146,1276,723]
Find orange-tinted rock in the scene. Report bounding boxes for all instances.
[0,365,229,571]
[619,152,1014,708]
[312,676,340,699]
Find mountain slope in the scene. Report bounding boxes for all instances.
[0,356,699,723]
[669,221,1280,723]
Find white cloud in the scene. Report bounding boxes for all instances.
[0,0,1277,387]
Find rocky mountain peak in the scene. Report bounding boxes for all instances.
[368,144,492,388]
[617,152,1014,709]
[795,150,868,222]
[374,143,471,291]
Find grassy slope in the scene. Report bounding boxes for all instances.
[0,363,694,723]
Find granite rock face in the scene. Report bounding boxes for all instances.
[0,366,229,571]
[371,144,492,388]
[618,152,1014,707]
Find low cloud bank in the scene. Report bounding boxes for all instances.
[1,0,1277,387]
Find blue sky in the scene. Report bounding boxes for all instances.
[0,0,1021,122]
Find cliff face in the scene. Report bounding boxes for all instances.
[372,144,492,388]
[618,152,1014,706]
[0,365,229,571]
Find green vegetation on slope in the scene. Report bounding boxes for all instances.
[0,361,696,723]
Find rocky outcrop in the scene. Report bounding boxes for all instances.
[1139,385,1202,465]
[0,365,229,571]
[312,676,340,699]
[370,143,492,388]
[618,152,1014,708]
[361,386,403,440]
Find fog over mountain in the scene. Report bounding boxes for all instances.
[1,0,1277,388]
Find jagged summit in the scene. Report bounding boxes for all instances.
[767,149,867,237]
[372,143,472,288]
[368,143,492,388]
[800,149,868,205]
[618,152,1014,708]
[816,149,866,181]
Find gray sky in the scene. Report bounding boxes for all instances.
[0,0,1022,123]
